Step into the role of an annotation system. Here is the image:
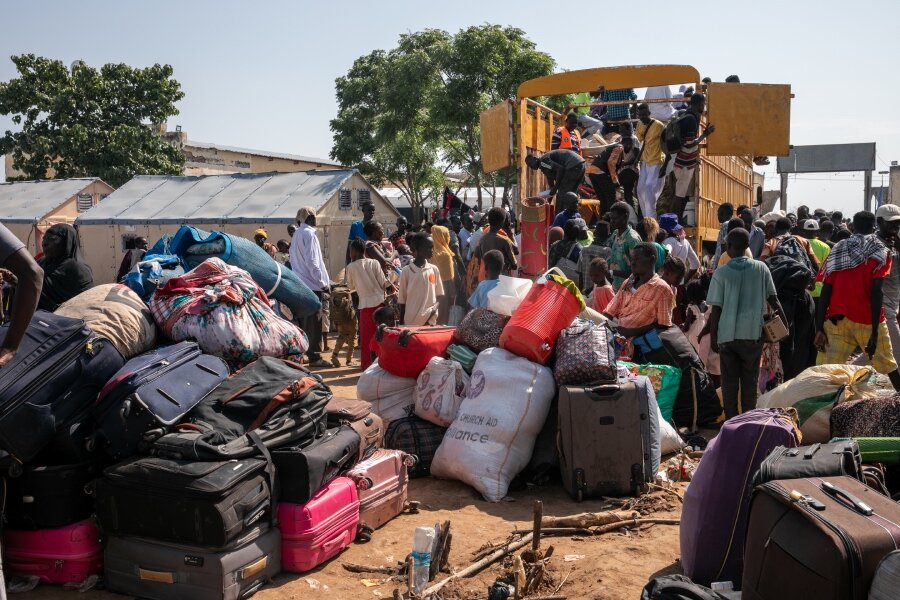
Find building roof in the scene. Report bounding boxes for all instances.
[76,170,364,225]
[0,178,102,223]
[186,140,343,167]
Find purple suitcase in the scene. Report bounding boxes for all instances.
[680,408,800,587]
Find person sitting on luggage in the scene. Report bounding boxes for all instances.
[0,224,42,368]
[603,243,675,353]
[398,232,444,326]
[468,250,503,310]
[345,238,392,370]
[587,257,615,313]
[37,223,93,312]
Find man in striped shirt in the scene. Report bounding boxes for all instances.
[672,93,716,221]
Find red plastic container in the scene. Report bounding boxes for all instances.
[500,273,582,364]
[3,518,103,584]
[278,476,360,573]
[374,326,455,378]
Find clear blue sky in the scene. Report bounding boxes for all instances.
[2,0,897,213]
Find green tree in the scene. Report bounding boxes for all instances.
[435,25,556,208]
[0,54,185,188]
[331,31,451,223]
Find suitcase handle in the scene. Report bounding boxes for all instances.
[821,481,874,516]
[586,384,621,398]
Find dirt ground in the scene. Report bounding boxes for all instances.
[21,358,687,600]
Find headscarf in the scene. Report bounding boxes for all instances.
[430,225,455,281]
[37,224,93,311]
[295,206,316,225]
[254,228,268,240]
[822,233,889,278]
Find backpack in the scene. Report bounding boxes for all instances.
[330,285,355,325]
[771,235,814,276]
[641,575,728,600]
[661,111,689,154]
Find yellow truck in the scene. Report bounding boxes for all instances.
[480,64,791,252]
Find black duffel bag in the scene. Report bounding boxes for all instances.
[150,356,330,460]
[272,425,360,504]
[755,440,864,486]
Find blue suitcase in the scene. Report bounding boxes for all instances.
[0,311,124,464]
[91,341,229,460]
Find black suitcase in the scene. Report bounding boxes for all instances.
[105,528,280,600]
[4,459,103,529]
[91,341,230,460]
[95,455,274,549]
[755,440,864,486]
[272,425,360,504]
[150,357,330,461]
[0,311,124,463]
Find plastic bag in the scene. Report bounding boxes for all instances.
[487,275,533,317]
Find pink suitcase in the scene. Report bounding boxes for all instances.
[278,476,359,573]
[345,449,415,539]
[3,518,103,584]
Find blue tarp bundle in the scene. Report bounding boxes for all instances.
[149,226,320,319]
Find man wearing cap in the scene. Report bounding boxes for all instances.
[291,206,332,368]
[799,219,831,303]
[660,214,700,281]
[254,229,276,259]
[346,202,376,264]
[524,150,585,215]
[816,210,900,391]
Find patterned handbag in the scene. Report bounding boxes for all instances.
[452,308,510,353]
[383,416,447,478]
[553,319,618,385]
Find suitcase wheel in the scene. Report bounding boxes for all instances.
[7,462,22,478]
[405,501,420,515]
[356,524,374,543]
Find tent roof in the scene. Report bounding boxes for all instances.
[0,178,102,223]
[186,140,343,167]
[76,170,365,225]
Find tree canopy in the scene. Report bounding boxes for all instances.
[0,54,185,188]
[330,25,557,219]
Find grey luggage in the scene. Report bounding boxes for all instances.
[104,528,280,600]
[558,375,660,500]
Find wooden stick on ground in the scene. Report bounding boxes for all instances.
[342,563,405,575]
[423,534,534,598]
[532,500,543,554]
[592,518,680,535]
[541,511,638,529]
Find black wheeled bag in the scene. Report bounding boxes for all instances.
[150,357,330,460]
[95,454,274,550]
[0,311,124,462]
[91,341,230,460]
[755,440,864,486]
[325,396,383,462]
[104,527,280,600]
[383,415,446,478]
[4,459,103,530]
[272,425,360,504]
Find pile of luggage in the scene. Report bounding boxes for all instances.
[360,268,707,503]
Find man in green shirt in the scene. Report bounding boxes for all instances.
[607,201,642,290]
[800,219,831,301]
[706,228,786,418]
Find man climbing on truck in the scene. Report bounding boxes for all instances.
[671,93,716,222]
[525,149,585,214]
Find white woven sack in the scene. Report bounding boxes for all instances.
[414,357,470,427]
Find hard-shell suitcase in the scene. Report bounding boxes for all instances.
[558,376,661,500]
[325,396,383,462]
[742,476,900,599]
[150,357,330,460]
[92,341,230,460]
[3,518,103,584]
[374,325,455,378]
[680,408,801,587]
[831,436,900,465]
[345,449,415,539]
[95,455,274,549]
[272,426,360,504]
[755,440,863,486]
[279,476,360,572]
[383,415,445,478]
[4,460,102,530]
[104,528,280,600]
[0,311,124,463]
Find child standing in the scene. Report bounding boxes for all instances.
[399,233,444,326]
[684,280,721,386]
[345,239,391,369]
[329,284,356,368]
[468,250,503,309]
[369,305,397,366]
[587,257,615,313]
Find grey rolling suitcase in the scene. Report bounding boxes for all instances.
[104,528,281,600]
[558,375,660,500]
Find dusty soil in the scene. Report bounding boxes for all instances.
[21,358,687,600]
